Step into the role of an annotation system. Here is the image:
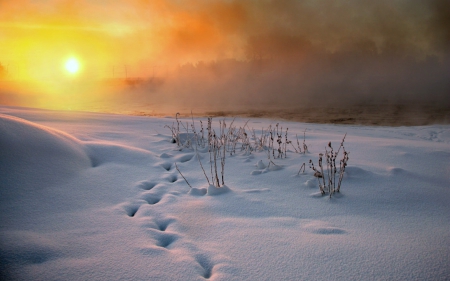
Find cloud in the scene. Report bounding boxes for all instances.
[136,0,448,62]
[2,0,449,63]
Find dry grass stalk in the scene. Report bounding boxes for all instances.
[295,134,302,153]
[297,162,306,175]
[175,162,192,188]
[166,113,337,194]
[309,159,324,194]
[303,129,308,154]
[309,134,348,197]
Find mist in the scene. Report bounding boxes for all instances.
[113,51,450,113]
[1,0,449,122]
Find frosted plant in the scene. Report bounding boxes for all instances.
[309,134,348,197]
[309,158,324,194]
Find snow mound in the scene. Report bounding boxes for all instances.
[304,179,317,188]
[309,227,347,235]
[174,153,194,163]
[303,221,347,235]
[344,166,373,178]
[207,184,232,196]
[160,152,172,158]
[0,114,91,191]
[256,160,266,169]
[0,230,63,266]
[85,142,154,167]
[188,187,207,196]
[173,132,197,145]
[242,188,270,193]
[387,166,406,176]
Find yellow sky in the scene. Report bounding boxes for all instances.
[1,1,151,81]
[0,0,249,82]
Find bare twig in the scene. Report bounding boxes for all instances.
[309,159,324,194]
[296,134,301,153]
[337,149,349,192]
[297,163,306,175]
[197,151,211,186]
[175,162,191,188]
[303,129,308,153]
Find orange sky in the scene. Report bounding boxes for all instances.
[2,0,447,79]
[0,0,449,111]
[0,0,251,82]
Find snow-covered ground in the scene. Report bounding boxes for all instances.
[1,105,449,280]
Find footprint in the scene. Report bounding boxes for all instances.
[166,174,178,183]
[90,156,101,168]
[143,194,162,205]
[155,233,178,248]
[195,254,214,279]
[136,180,157,190]
[124,204,141,217]
[154,218,175,231]
[160,162,173,171]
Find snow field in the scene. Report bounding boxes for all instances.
[0,106,449,280]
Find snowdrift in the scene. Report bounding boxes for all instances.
[0,114,91,191]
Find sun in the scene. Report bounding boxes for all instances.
[64,57,80,74]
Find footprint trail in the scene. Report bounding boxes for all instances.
[120,151,220,279]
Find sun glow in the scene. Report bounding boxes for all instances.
[65,58,80,74]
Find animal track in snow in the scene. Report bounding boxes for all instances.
[141,216,176,232]
[195,254,214,279]
[123,151,219,275]
[160,162,172,171]
[135,180,157,190]
[165,174,178,183]
[155,233,178,248]
[154,218,175,231]
[143,193,162,205]
[124,203,141,217]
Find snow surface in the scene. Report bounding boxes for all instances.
[1,105,449,280]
